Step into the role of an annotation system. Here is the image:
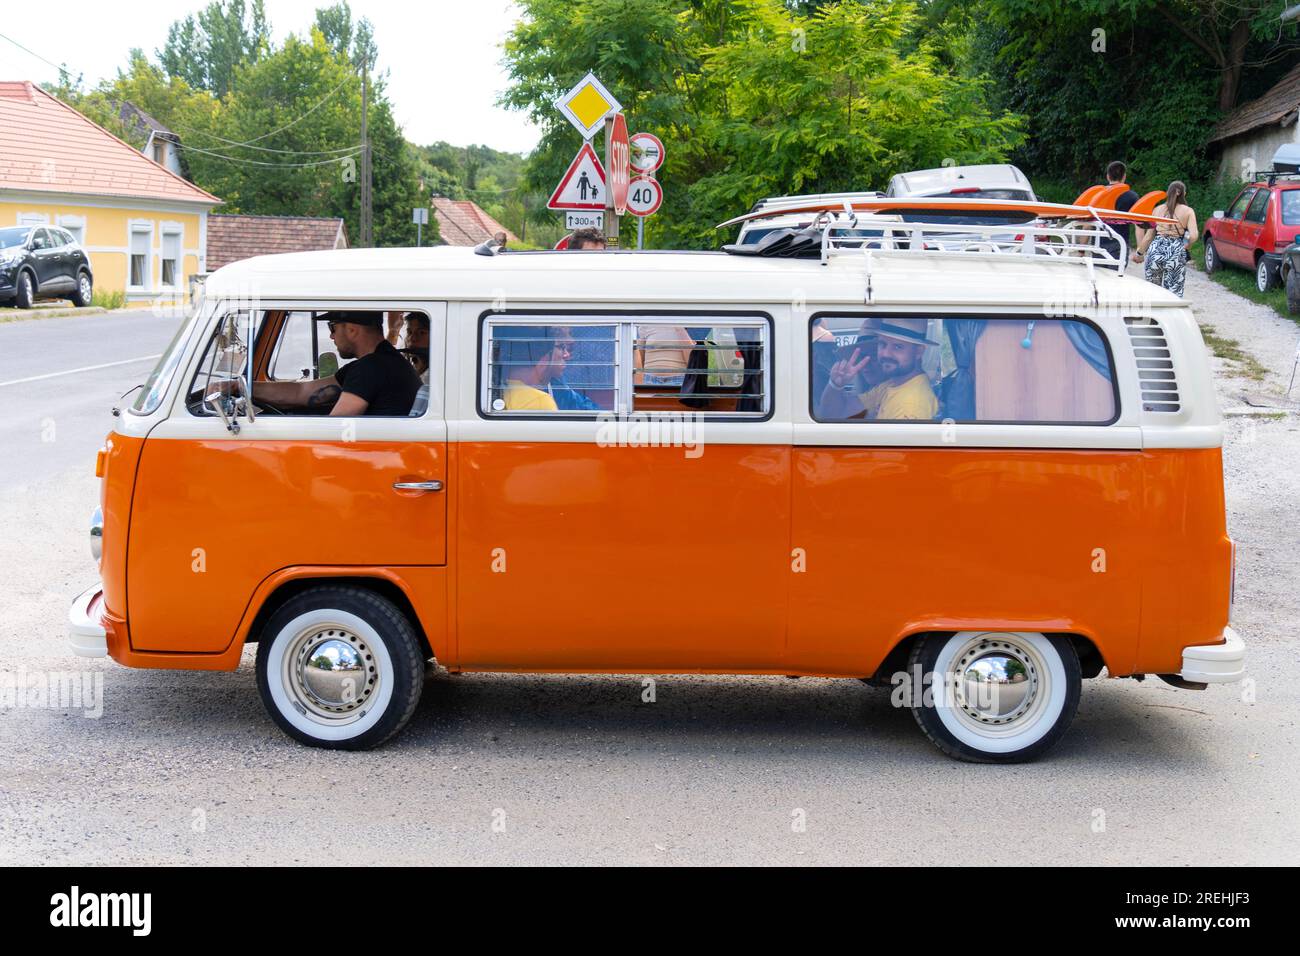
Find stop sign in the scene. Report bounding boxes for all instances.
[607,113,630,216]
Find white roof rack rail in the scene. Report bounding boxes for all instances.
[817,215,1128,275]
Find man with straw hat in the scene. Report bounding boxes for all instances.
[818,318,939,421]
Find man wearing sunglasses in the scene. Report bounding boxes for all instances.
[244,310,422,416]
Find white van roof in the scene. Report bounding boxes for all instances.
[204,245,1183,310]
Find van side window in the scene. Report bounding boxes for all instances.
[811,315,1117,424]
[484,321,618,413]
[633,321,768,414]
[189,309,429,418]
[481,315,771,417]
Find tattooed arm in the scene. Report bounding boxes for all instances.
[247,375,341,410]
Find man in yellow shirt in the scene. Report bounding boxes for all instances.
[818,318,938,421]
[498,325,575,411]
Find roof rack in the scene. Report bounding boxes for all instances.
[1259,169,1300,186]
[818,215,1124,263]
[812,216,1128,298]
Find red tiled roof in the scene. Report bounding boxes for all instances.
[1212,61,1300,143]
[431,197,519,246]
[207,213,348,270]
[0,81,219,204]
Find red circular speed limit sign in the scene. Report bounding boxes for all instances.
[626,174,663,217]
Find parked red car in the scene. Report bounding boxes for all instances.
[1202,178,1300,291]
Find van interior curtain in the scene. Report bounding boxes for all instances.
[1063,322,1113,381]
[944,319,986,420]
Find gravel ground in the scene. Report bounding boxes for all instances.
[1183,267,1300,649]
[1,274,1297,866]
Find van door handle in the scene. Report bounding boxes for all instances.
[392,480,443,492]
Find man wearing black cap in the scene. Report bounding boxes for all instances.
[245,310,422,416]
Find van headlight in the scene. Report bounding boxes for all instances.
[90,507,103,561]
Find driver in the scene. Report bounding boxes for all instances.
[246,310,422,416]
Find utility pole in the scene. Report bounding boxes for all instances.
[360,53,373,247]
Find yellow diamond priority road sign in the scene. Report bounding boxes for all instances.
[555,72,621,141]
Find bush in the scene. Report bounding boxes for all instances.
[91,289,126,310]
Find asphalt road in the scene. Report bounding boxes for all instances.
[0,298,1296,866]
[0,308,182,490]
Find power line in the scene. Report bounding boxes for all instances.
[163,130,363,156]
[175,140,364,168]
[0,30,74,77]
[1,29,361,160]
[168,71,358,150]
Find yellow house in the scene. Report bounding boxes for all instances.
[0,81,220,305]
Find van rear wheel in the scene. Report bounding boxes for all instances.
[255,585,423,750]
[907,631,1080,763]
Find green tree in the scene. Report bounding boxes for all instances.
[197,29,427,246]
[157,0,272,97]
[987,0,1292,113]
[502,0,1025,248]
[315,0,378,69]
[950,0,1300,190]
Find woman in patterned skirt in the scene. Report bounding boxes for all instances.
[1132,181,1197,297]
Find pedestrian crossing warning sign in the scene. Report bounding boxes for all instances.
[547,143,607,211]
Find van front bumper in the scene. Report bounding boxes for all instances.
[68,584,108,658]
[1180,627,1245,683]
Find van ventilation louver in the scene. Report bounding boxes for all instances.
[1125,316,1180,412]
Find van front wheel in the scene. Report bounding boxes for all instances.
[907,631,1080,763]
[255,585,424,750]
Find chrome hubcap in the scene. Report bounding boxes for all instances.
[952,637,1042,728]
[80,276,91,298]
[284,625,379,722]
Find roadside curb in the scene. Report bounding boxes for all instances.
[0,306,129,324]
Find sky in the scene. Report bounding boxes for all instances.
[0,0,543,155]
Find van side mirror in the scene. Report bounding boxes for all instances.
[1213,210,1225,219]
[318,351,339,378]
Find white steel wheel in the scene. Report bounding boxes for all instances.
[255,586,423,750]
[908,631,1080,763]
[1256,257,1273,292]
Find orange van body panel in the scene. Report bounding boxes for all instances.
[125,438,446,654]
[454,442,792,671]
[99,431,1230,676]
[99,431,144,629]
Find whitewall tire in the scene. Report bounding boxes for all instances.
[908,631,1081,763]
[255,586,424,750]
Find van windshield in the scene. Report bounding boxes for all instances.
[131,298,203,415]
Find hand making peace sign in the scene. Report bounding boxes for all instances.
[829,348,871,389]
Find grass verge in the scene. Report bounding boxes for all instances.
[1199,322,1270,380]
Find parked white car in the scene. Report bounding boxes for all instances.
[885,164,1036,202]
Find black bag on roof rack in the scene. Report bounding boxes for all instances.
[722,225,825,258]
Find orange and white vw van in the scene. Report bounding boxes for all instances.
[68,214,1244,762]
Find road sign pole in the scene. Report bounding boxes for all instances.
[637,215,644,250]
[417,222,422,247]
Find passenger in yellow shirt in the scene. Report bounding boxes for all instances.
[818,318,938,421]
[497,325,575,411]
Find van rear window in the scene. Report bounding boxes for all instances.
[810,315,1117,424]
